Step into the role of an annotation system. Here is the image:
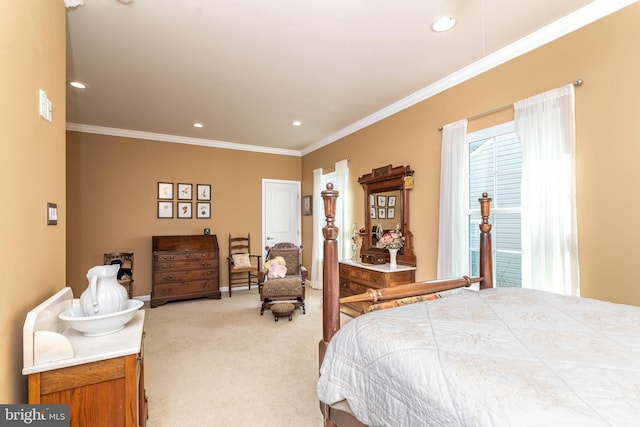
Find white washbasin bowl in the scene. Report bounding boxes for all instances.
[59,299,143,336]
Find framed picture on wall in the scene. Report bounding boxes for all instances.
[196,202,211,219]
[158,182,173,200]
[378,208,386,219]
[177,202,192,218]
[370,207,376,219]
[303,195,312,215]
[197,184,211,201]
[370,194,375,206]
[387,208,395,219]
[158,201,173,218]
[388,196,397,207]
[377,195,386,207]
[178,183,192,200]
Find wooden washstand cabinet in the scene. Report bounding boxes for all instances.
[23,288,147,427]
[28,348,147,427]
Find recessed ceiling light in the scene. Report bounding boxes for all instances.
[292,120,302,126]
[431,16,456,32]
[193,123,204,128]
[68,81,88,89]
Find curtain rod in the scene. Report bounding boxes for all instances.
[320,158,351,171]
[437,79,583,131]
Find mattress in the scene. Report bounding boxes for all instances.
[317,288,640,426]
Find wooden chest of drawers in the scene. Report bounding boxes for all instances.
[151,235,220,308]
[339,261,416,317]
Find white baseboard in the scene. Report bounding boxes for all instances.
[135,284,264,302]
[221,285,252,293]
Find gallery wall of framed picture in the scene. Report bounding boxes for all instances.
[369,192,399,233]
[157,182,211,219]
[369,193,397,220]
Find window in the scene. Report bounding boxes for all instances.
[468,122,522,288]
[322,171,336,189]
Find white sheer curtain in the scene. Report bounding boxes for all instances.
[335,160,350,261]
[437,119,469,279]
[515,84,580,296]
[310,168,323,290]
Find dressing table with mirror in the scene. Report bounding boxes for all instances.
[339,165,417,317]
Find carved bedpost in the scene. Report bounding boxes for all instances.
[479,192,493,289]
[319,183,340,364]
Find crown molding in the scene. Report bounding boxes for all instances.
[65,123,302,157]
[301,0,638,155]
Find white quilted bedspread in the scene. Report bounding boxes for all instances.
[317,288,640,426]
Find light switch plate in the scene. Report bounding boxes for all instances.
[47,202,57,225]
[39,89,52,122]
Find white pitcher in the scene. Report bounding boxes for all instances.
[80,264,128,316]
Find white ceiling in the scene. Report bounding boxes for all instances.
[65,0,632,155]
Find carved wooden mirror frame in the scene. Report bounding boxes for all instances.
[358,164,416,266]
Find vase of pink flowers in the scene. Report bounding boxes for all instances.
[376,225,404,268]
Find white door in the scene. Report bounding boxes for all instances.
[262,179,301,258]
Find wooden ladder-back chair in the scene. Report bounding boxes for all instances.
[258,242,307,315]
[104,252,134,298]
[227,234,261,297]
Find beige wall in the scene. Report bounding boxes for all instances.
[302,3,640,306]
[4,0,640,405]
[66,132,301,297]
[0,1,66,402]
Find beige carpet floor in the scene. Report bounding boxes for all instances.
[143,287,326,427]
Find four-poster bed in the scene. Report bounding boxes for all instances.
[317,185,640,427]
